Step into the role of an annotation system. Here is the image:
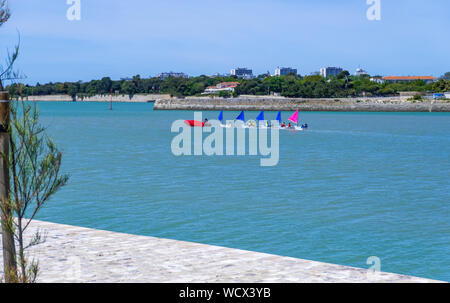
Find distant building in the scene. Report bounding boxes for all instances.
[210,73,230,78]
[320,67,343,78]
[355,68,369,77]
[445,92,450,99]
[157,72,189,80]
[230,68,253,79]
[274,67,297,76]
[203,82,240,94]
[382,76,438,85]
[309,71,321,76]
[370,76,384,84]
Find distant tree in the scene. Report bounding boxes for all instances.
[337,70,350,80]
[67,83,79,99]
[302,75,323,82]
[429,79,450,92]
[218,90,231,98]
[100,77,112,94]
[121,80,137,96]
[441,72,450,80]
[111,80,122,93]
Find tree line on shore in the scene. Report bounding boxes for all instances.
[6,71,450,99]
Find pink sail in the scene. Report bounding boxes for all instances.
[288,110,299,124]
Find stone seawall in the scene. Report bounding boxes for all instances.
[19,94,171,102]
[0,220,443,282]
[154,97,450,112]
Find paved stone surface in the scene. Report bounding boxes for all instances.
[0,220,443,283]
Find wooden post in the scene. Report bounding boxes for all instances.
[0,91,16,282]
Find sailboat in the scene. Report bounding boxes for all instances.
[288,110,299,129]
[256,110,264,122]
[235,110,251,128]
[276,111,282,125]
[288,110,306,130]
[255,110,264,128]
[218,110,232,128]
[236,110,245,122]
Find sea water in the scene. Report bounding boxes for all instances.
[31,101,449,281]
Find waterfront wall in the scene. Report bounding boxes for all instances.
[18,94,171,102]
[154,97,450,112]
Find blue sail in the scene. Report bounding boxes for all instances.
[256,110,264,121]
[236,111,245,122]
[276,111,282,123]
[218,110,224,122]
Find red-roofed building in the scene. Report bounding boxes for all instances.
[203,82,240,94]
[382,76,438,84]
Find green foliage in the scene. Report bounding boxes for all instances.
[3,101,69,283]
[337,70,350,79]
[409,94,423,101]
[429,79,450,92]
[218,90,232,98]
[6,75,450,99]
[1,1,68,283]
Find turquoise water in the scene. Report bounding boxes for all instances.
[33,102,449,281]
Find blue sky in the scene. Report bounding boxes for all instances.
[2,0,449,84]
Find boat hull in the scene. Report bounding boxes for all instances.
[184,120,205,127]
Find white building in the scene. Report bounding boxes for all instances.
[382,76,438,85]
[210,73,230,78]
[320,67,343,78]
[157,72,189,80]
[230,68,254,79]
[274,67,297,76]
[355,68,369,77]
[203,82,240,94]
[370,76,384,84]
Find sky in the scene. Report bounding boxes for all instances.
[1,0,449,84]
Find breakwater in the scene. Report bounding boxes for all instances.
[0,220,443,282]
[154,96,450,112]
[13,95,450,112]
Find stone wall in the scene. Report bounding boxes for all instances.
[154,97,450,112]
[19,94,171,102]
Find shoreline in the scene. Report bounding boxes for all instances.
[16,93,170,103]
[0,219,444,283]
[12,94,450,112]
